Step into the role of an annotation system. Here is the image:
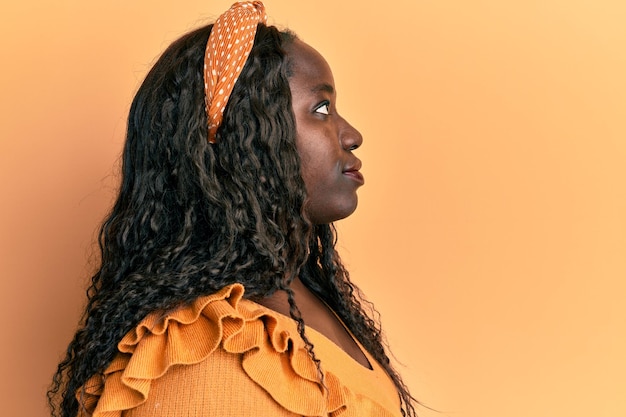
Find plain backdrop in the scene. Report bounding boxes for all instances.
[1,1,625,416]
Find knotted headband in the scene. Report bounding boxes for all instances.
[204,1,268,143]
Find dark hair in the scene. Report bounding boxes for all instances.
[48,22,416,417]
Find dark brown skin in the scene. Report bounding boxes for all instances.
[259,277,371,369]
[259,40,370,369]
[288,39,364,225]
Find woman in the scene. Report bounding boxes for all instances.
[48,2,416,416]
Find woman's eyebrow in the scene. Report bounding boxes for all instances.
[310,83,335,94]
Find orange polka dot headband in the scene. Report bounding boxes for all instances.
[204,1,268,143]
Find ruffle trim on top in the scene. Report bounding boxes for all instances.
[78,283,398,417]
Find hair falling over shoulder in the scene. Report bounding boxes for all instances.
[48,23,417,417]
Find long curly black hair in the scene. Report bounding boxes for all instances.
[48,22,417,417]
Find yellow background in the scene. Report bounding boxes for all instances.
[1,1,624,416]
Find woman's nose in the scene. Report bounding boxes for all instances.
[340,117,363,151]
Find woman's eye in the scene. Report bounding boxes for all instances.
[314,103,330,115]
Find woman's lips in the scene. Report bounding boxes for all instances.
[343,169,365,185]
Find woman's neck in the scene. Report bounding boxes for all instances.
[257,277,372,369]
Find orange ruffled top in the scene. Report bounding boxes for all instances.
[79,284,402,417]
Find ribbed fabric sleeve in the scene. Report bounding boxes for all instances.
[77,283,403,417]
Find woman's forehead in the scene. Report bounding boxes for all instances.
[285,40,335,87]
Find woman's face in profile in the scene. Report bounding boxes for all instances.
[286,40,364,225]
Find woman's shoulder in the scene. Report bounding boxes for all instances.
[78,283,401,417]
